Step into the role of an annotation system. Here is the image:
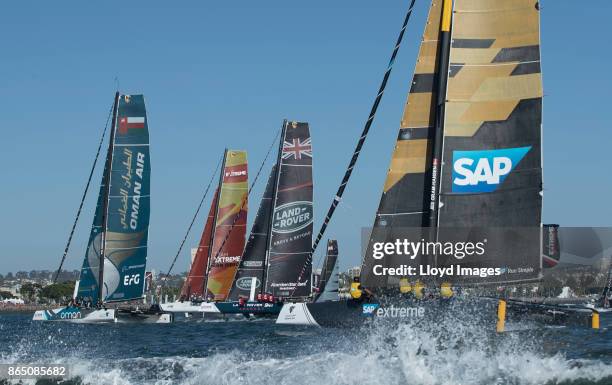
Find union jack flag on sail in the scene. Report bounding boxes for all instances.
[282,138,312,160]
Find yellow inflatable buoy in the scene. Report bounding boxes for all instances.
[496,299,507,333]
[399,278,412,294]
[350,282,362,299]
[592,310,600,330]
[440,282,454,298]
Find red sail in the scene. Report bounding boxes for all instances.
[206,150,248,301]
[180,188,218,299]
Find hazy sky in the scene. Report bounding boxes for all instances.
[1,1,610,275]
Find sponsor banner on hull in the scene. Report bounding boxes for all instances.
[276,302,319,326]
[32,308,116,322]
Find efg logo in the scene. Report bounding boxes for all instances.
[272,201,313,234]
[452,146,531,193]
[235,277,261,291]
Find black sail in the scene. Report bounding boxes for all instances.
[361,0,444,288]
[315,239,339,302]
[264,122,313,299]
[228,165,277,300]
[436,0,543,283]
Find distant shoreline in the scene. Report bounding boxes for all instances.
[0,304,50,313]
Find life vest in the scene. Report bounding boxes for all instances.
[350,282,362,299]
[440,282,454,298]
[399,278,412,294]
[414,281,425,299]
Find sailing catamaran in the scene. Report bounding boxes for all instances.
[276,240,340,324]
[160,149,248,316]
[215,120,313,317]
[34,92,170,323]
[314,240,340,303]
[278,0,547,326]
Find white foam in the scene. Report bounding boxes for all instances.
[3,313,612,385]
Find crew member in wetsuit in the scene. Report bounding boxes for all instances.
[350,277,373,301]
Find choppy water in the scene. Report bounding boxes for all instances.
[1,311,611,385]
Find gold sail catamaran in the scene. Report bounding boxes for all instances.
[277,0,552,327]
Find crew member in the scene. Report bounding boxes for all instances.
[350,277,362,300]
[440,282,454,299]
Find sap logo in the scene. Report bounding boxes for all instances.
[362,303,379,315]
[452,147,531,193]
[124,274,141,286]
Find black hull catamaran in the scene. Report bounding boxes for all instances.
[34,92,171,323]
[216,120,314,317]
[278,0,573,328]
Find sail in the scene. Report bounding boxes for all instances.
[361,0,444,288]
[180,188,218,299]
[103,94,151,302]
[436,0,543,282]
[76,159,109,301]
[265,121,313,299]
[316,240,339,302]
[205,150,248,301]
[228,165,277,300]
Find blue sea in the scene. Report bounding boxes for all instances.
[1,311,611,385]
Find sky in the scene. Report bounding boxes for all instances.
[1,1,611,275]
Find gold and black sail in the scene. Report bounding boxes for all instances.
[436,0,543,282]
[361,0,445,288]
[361,0,543,287]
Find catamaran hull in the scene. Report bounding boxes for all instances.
[275,297,598,328]
[115,309,173,323]
[276,300,369,327]
[159,301,220,314]
[32,307,116,323]
[215,301,283,317]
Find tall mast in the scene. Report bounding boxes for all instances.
[427,0,453,234]
[99,91,120,304]
[262,120,287,294]
[203,148,227,299]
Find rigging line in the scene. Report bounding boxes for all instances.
[292,0,418,294]
[311,246,327,281]
[161,154,223,283]
[207,128,281,281]
[53,101,115,283]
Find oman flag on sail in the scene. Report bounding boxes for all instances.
[118,116,145,134]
